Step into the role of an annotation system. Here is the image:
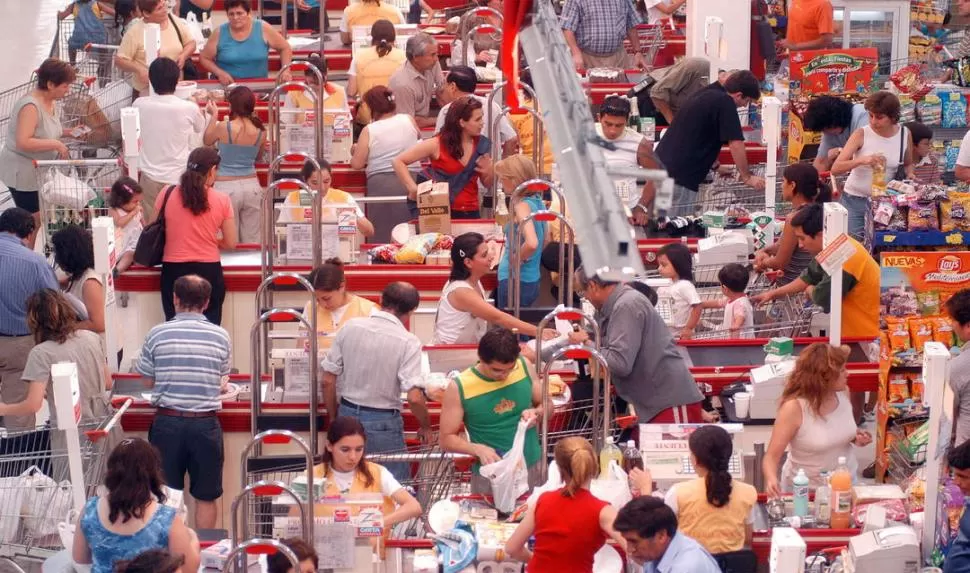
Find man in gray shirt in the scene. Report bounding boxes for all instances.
[388,34,445,129]
[322,282,432,481]
[946,289,970,446]
[573,270,705,423]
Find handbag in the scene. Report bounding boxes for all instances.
[169,14,201,81]
[893,126,908,181]
[133,186,175,267]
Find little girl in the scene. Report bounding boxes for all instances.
[108,176,144,274]
[58,0,113,65]
[657,242,701,339]
[701,262,755,339]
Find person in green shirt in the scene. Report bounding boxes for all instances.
[440,327,547,494]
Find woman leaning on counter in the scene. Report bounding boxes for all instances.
[762,343,873,496]
[302,259,378,350]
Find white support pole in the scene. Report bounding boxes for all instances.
[121,107,140,180]
[762,97,782,220]
[922,341,953,564]
[823,203,848,347]
[704,17,725,84]
[91,217,118,371]
[144,23,161,97]
[51,362,86,514]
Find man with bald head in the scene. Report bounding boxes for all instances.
[321,281,430,480]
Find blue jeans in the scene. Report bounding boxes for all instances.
[668,184,698,217]
[338,402,408,483]
[496,279,540,310]
[840,193,870,244]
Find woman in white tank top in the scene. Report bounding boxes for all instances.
[350,86,422,243]
[432,233,546,345]
[831,92,914,244]
[761,344,872,495]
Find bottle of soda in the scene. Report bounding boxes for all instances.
[622,440,643,473]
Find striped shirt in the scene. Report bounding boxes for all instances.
[560,0,641,56]
[135,313,231,412]
[0,233,57,336]
[321,311,423,411]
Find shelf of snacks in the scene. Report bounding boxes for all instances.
[871,180,970,247]
[874,230,970,247]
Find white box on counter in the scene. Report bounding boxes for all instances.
[201,539,259,570]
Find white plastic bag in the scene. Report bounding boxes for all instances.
[478,420,529,513]
[0,473,27,543]
[590,461,633,510]
[41,168,95,210]
[182,12,206,48]
[23,471,73,539]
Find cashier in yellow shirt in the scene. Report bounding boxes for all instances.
[302,259,378,351]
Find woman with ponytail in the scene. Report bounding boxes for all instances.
[73,438,200,573]
[753,162,833,285]
[156,147,237,325]
[505,437,629,570]
[203,85,266,244]
[663,425,757,554]
[348,20,407,125]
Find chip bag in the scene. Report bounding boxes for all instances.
[942,192,970,231]
[393,233,441,264]
[891,64,933,100]
[932,316,956,347]
[889,374,911,403]
[911,377,925,403]
[887,318,912,352]
[908,201,940,231]
[917,291,941,316]
[909,317,934,351]
[943,92,970,128]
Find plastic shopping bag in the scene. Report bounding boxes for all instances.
[23,470,73,539]
[591,460,633,510]
[0,473,27,543]
[478,420,529,513]
[41,168,96,210]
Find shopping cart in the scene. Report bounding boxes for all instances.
[635,25,667,68]
[0,399,130,571]
[54,14,123,66]
[35,158,122,258]
[677,165,782,218]
[0,76,39,151]
[886,415,929,484]
[60,64,132,155]
[78,44,131,88]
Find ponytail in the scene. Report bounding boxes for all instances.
[554,437,598,497]
[783,162,832,204]
[179,147,221,216]
[688,426,734,508]
[376,38,392,58]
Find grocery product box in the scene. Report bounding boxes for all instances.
[201,539,259,570]
[417,181,451,235]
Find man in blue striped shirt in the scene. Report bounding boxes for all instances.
[0,208,58,429]
[136,274,231,529]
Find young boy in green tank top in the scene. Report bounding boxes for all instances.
[439,327,546,494]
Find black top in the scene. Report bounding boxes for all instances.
[655,82,745,192]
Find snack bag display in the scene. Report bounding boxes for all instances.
[942,192,970,231]
[889,374,911,403]
[932,316,956,347]
[887,318,912,352]
[911,377,925,403]
[907,201,940,231]
[899,95,917,123]
[908,317,934,351]
[919,94,943,125]
[943,92,970,128]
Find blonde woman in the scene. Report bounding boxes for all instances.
[495,155,546,309]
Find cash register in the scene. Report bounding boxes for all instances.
[844,526,920,573]
[695,231,753,268]
[638,424,745,488]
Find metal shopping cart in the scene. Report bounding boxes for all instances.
[35,158,122,258]
[676,165,782,218]
[0,399,130,572]
[0,76,39,151]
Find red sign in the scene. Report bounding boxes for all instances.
[789,48,879,96]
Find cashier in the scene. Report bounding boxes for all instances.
[943,439,970,573]
[663,425,757,554]
[761,343,872,496]
[302,259,378,350]
[311,417,422,526]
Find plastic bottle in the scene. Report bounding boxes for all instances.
[829,457,853,529]
[814,471,831,527]
[599,437,623,479]
[622,440,644,473]
[792,469,810,517]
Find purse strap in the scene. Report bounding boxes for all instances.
[169,14,186,47]
[156,185,176,224]
[898,126,906,165]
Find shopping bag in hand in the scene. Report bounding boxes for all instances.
[478,420,529,513]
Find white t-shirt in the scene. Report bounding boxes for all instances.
[644,0,672,25]
[719,296,754,339]
[330,465,403,496]
[132,95,205,184]
[664,483,757,524]
[659,279,701,330]
[957,131,970,168]
[434,94,517,144]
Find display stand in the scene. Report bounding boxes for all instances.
[921,341,953,565]
[143,23,160,97]
[120,107,139,179]
[761,96,782,222]
[820,203,850,346]
[90,216,120,371]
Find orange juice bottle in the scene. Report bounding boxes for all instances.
[829,456,853,529]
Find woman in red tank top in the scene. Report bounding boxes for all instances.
[392,96,494,218]
[505,437,628,573]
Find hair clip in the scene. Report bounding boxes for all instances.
[122,184,133,194]
[387,94,395,102]
[188,162,199,170]
[458,249,466,258]
[120,438,135,446]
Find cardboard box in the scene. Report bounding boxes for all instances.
[417,181,451,234]
[201,539,259,570]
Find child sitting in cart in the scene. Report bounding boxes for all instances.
[657,243,701,340]
[700,263,755,339]
[108,176,143,274]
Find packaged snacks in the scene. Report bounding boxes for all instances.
[889,374,911,402]
[916,184,948,202]
[368,244,400,264]
[911,377,925,403]
[919,94,943,126]
[873,198,906,231]
[946,144,962,172]
[889,292,919,316]
[891,65,933,100]
[394,233,441,264]
[943,92,970,128]
[852,499,909,528]
[916,291,942,316]
[899,95,917,124]
[887,318,912,352]
[907,201,940,231]
[932,316,956,347]
[942,192,970,231]
[909,317,934,351]
[898,421,929,464]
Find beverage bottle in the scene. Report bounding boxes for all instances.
[872,154,887,193]
[599,437,623,479]
[814,471,831,527]
[829,457,853,529]
[622,440,644,473]
[792,469,810,517]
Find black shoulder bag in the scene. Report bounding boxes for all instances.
[134,185,175,267]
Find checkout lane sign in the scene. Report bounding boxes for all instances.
[50,361,82,429]
[815,233,856,276]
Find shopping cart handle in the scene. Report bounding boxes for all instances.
[272,275,300,286]
[764,270,783,281]
[252,484,285,497]
[615,415,637,430]
[555,310,584,321]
